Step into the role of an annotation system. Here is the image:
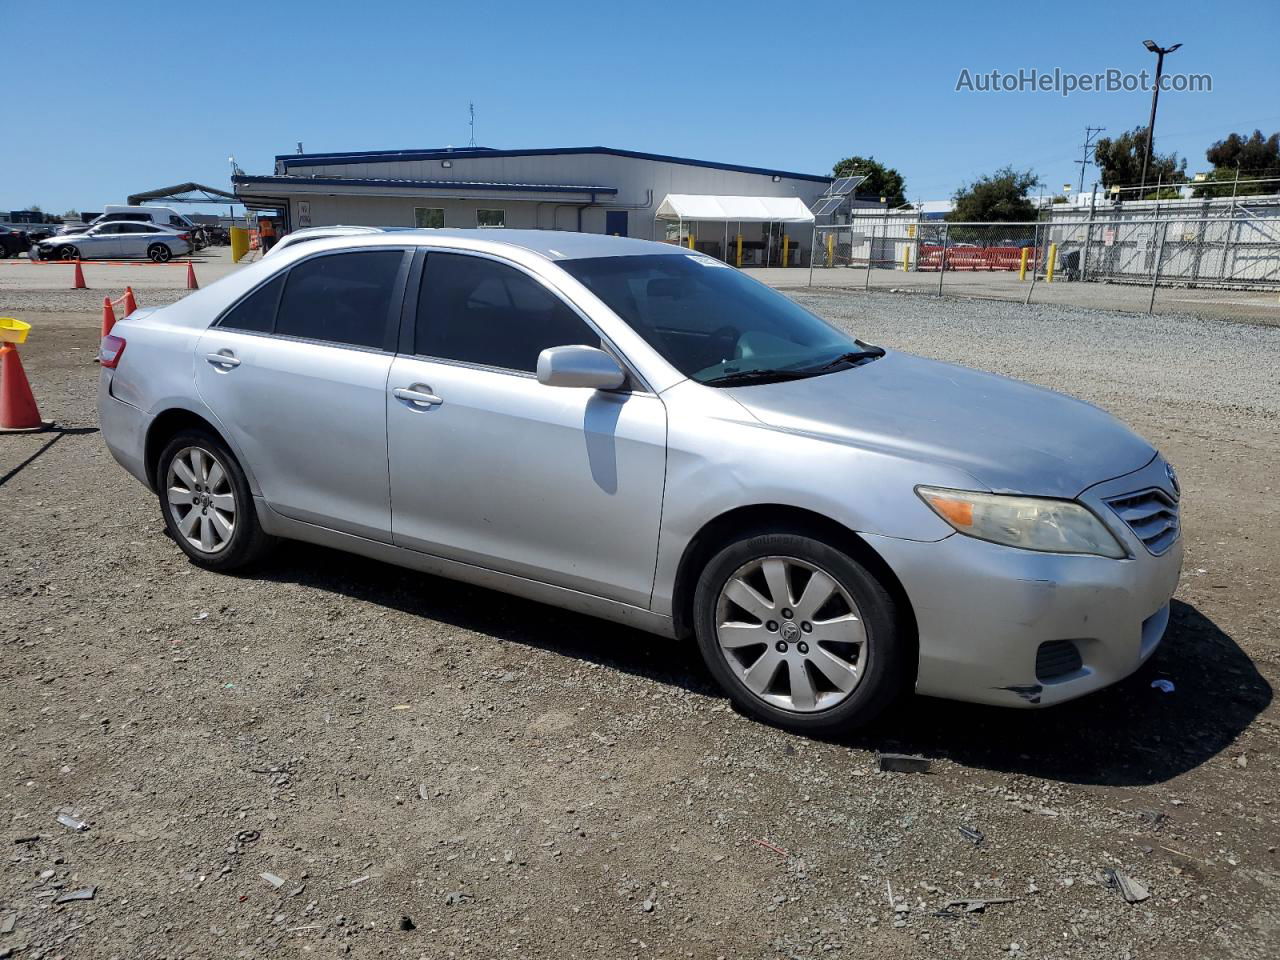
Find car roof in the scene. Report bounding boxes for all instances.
[318,228,677,261]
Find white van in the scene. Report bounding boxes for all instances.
[91,205,197,231]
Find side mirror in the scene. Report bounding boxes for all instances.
[536,345,626,391]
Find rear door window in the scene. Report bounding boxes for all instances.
[274,250,404,349]
[219,274,284,333]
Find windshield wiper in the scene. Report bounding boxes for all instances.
[700,368,817,387]
[808,344,886,373]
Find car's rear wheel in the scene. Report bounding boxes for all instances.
[148,243,172,263]
[157,429,273,571]
[57,245,78,261]
[693,530,907,734]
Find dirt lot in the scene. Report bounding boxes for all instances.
[2,280,1278,960]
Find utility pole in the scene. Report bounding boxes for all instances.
[1138,40,1182,196]
[1075,126,1105,196]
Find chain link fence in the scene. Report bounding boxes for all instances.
[806,216,1280,322]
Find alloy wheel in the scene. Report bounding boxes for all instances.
[714,555,866,713]
[166,446,236,554]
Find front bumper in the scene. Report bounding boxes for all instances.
[866,456,1183,708]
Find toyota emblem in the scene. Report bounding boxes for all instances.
[1165,462,1180,496]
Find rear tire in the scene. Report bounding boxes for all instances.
[693,529,907,734]
[148,243,172,263]
[156,428,274,572]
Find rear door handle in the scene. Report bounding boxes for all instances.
[206,351,241,369]
[393,386,443,407]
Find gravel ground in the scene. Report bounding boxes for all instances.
[1,287,1277,959]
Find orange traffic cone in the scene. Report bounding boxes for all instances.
[186,262,199,290]
[123,286,138,316]
[101,297,117,337]
[72,260,87,289]
[0,342,50,432]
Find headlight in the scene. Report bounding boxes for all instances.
[916,486,1127,559]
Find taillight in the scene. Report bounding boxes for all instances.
[99,334,126,368]
[180,233,190,241]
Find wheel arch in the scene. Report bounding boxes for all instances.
[145,408,236,492]
[670,504,918,679]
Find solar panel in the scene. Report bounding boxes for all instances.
[811,196,844,216]
[829,175,867,196]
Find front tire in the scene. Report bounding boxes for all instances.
[157,429,273,571]
[57,245,78,261]
[148,243,173,263]
[693,530,907,734]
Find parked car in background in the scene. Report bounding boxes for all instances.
[97,230,1182,734]
[0,224,30,257]
[34,222,191,262]
[91,205,198,231]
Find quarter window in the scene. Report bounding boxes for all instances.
[476,209,505,228]
[275,251,403,348]
[414,207,445,228]
[218,274,284,333]
[415,253,598,373]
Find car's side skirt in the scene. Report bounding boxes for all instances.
[254,498,678,640]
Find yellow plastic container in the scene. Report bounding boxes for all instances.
[0,317,31,344]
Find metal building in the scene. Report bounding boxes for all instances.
[232,146,830,264]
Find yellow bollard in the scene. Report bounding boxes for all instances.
[781,235,789,267]
[735,234,743,268]
[901,245,910,271]
[1046,243,1057,283]
[1018,247,1030,281]
[826,233,834,265]
[687,233,695,251]
[230,226,249,263]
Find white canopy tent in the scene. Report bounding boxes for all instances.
[654,194,815,267]
[654,194,816,224]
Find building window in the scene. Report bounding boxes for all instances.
[476,208,505,229]
[414,207,445,229]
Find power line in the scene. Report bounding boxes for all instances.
[1076,126,1106,195]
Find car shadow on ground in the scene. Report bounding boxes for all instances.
[258,542,1270,788]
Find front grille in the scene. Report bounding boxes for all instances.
[1105,488,1180,555]
[1036,640,1083,682]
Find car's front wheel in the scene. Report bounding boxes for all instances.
[148,243,173,263]
[57,245,78,261]
[693,529,907,734]
[157,429,274,571]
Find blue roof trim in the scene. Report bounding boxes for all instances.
[274,146,831,184]
[233,175,617,195]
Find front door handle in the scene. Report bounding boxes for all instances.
[393,385,443,407]
[206,351,241,369]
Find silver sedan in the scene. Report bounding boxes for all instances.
[96,231,1181,733]
[37,222,191,262]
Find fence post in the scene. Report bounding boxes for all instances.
[1024,220,1042,305]
[936,223,948,296]
[1148,220,1168,314]
[1080,215,1093,282]
[808,225,816,287]
[865,224,876,291]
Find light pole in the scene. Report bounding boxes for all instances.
[1139,40,1181,197]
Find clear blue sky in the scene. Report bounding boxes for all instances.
[3,0,1277,215]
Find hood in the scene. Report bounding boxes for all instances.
[726,351,1155,498]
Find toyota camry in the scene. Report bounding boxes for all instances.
[97,230,1182,733]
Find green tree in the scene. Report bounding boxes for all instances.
[831,155,907,206]
[947,167,1040,223]
[26,204,42,213]
[1093,127,1187,194]
[61,209,81,221]
[1192,129,1280,197]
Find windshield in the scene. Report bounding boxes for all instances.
[559,253,863,385]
